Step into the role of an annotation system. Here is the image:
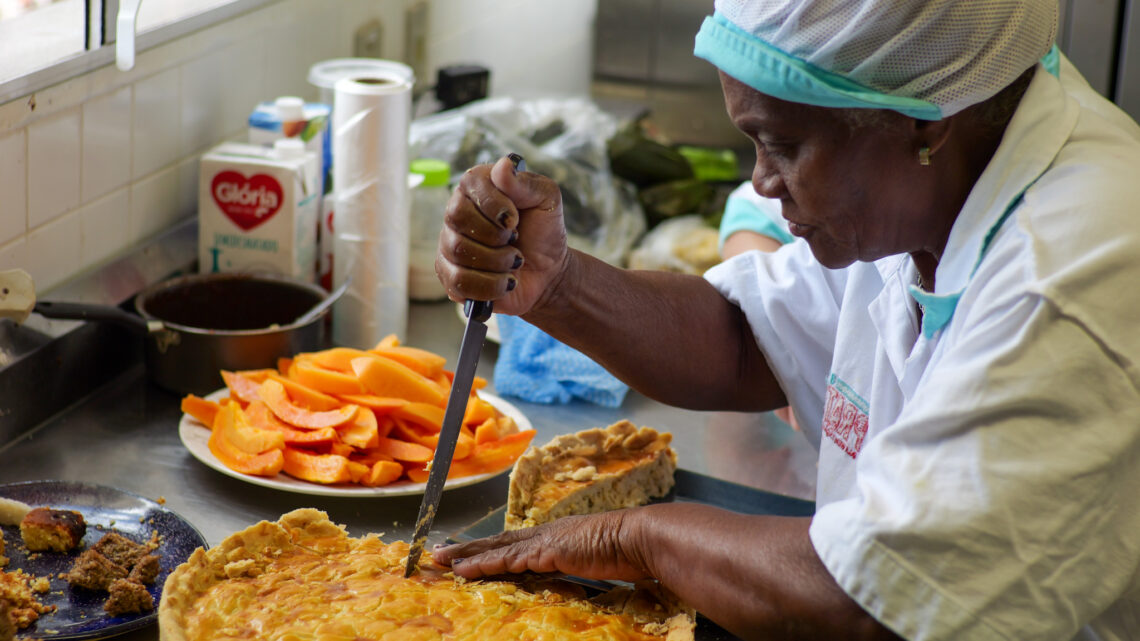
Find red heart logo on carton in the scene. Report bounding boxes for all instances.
[211,171,284,231]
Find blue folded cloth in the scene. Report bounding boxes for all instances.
[492,315,629,408]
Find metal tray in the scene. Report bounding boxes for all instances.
[448,469,816,640]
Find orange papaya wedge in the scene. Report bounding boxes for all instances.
[244,401,338,447]
[281,447,354,484]
[393,402,445,433]
[216,401,285,454]
[373,436,434,462]
[361,460,404,487]
[351,356,444,406]
[221,370,263,404]
[208,410,284,477]
[181,394,222,428]
[259,379,358,429]
[337,407,380,449]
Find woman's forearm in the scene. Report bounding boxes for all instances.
[523,250,786,412]
[623,504,901,641]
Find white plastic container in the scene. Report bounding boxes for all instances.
[248,96,331,194]
[408,158,451,301]
[198,140,321,282]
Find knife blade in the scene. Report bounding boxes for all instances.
[404,299,492,577]
[404,154,525,577]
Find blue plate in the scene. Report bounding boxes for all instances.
[1,480,207,640]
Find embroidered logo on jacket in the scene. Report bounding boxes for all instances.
[823,373,869,458]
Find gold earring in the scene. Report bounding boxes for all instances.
[918,146,931,166]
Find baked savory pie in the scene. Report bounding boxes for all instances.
[159,509,694,641]
[505,421,677,530]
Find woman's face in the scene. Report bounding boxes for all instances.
[720,72,937,269]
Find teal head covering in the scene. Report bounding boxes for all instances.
[694,0,1058,120]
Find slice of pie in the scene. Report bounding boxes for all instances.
[159,509,694,641]
[505,420,677,531]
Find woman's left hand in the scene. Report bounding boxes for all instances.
[432,510,650,582]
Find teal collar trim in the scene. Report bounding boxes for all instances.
[693,13,944,121]
[1041,44,1061,78]
[909,191,1030,338]
[909,286,962,339]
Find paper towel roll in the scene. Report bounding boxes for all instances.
[332,71,413,348]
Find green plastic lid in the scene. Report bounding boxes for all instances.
[409,158,450,187]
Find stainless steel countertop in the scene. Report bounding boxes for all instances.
[0,299,818,641]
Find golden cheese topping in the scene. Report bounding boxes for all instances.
[160,509,691,641]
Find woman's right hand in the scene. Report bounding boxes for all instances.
[435,155,571,316]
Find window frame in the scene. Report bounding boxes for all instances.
[0,0,277,106]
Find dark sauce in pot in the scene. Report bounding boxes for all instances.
[140,276,322,331]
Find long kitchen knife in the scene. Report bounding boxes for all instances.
[404,154,524,577]
[404,298,493,577]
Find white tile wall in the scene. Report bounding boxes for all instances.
[27,108,81,228]
[0,130,26,247]
[81,85,133,201]
[132,68,183,180]
[79,189,130,267]
[0,0,596,293]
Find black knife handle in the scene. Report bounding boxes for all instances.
[464,299,493,323]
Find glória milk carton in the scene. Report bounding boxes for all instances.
[198,140,320,281]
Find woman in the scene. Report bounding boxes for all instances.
[433,1,1140,639]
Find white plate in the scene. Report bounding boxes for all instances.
[455,303,501,343]
[179,388,531,497]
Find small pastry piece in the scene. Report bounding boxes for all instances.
[0,599,14,641]
[65,549,128,591]
[505,421,677,530]
[104,579,154,616]
[128,554,161,585]
[93,532,149,569]
[20,507,86,552]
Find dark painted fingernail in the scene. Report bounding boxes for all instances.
[507,153,525,173]
[497,210,510,226]
[506,277,517,292]
[509,230,519,244]
[512,255,523,269]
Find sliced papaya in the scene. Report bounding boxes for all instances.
[181,394,222,428]
[221,370,263,404]
[374,334,400,349]
[473,417,501,445]
[290,360,365,396]
[266,372,342,411]
[216,401,285,454]
[307,347,371,372]
[462,396,495,428]
[350,447,395,466]
[389,418,434,447]
[424,431,474,460]
[336,394,408,414]
[351,356,445,406]
[368,345,447,378]
[361,460,404,487]
[281,447,354,484]
[259,379,358,429]
[244,401,338,447]
[373,436,434,462]
[208,409,284,477]
[393,402,445,433]
[337,407,380,449]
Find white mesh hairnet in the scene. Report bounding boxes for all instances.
[694,0,1058,119]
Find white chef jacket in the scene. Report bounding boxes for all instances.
[705,56,1140,641]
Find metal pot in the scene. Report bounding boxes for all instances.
[33,273,329,395]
